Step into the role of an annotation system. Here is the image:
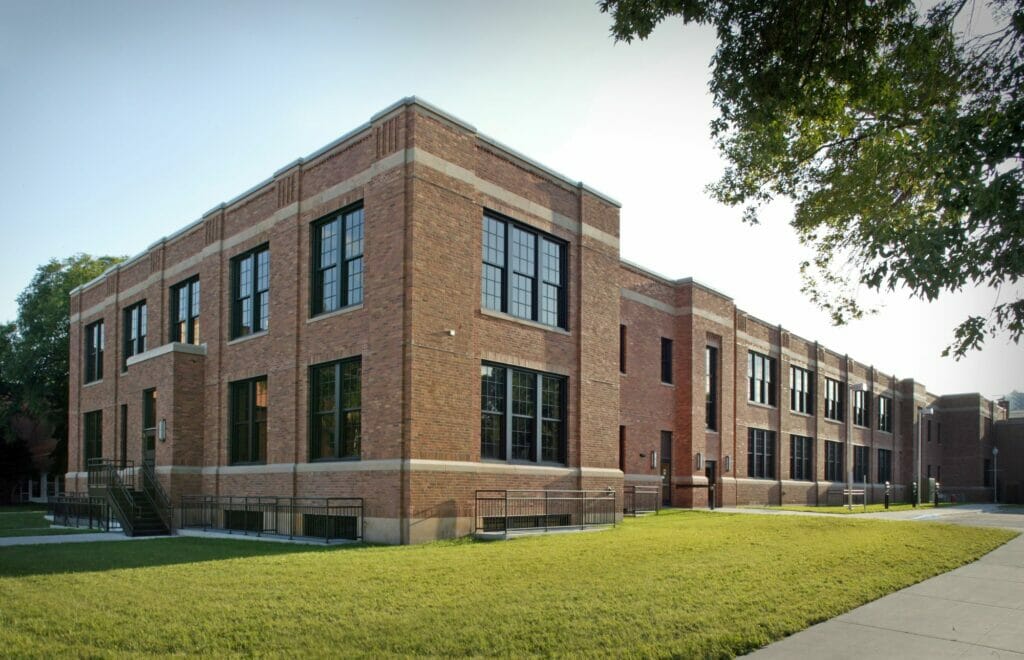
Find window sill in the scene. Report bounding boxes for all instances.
[877,429,893,435]
[227,461,266,467]
[479,308,570,335]
[308,457,361,463]
[480,458,568,468]
[83,379,104,388]
[705,429,719,435]
[823,417,844,425]
[789,410,813,418]
[227,330,268,346]
[307,303,364,324]
[660,381,675,388]
[747,401,777,411]
[853,423,870,430]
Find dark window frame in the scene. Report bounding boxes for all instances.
[480,211,568,330]
[790,434,813,481]
[480,361,567,466]
[825,440,844,481]
[824,378,845,421]
[853,444,870,482]
[230,244,270,339]
[228,376,268,465]
[661,338,673,384]
[878,395,893,433]
[308,357,362,461]
[747,427,776,479]
[790,365,814,414]
[84,320,104,383]
[123,301,147,367]
[705,345,718,430]
[619,325,627,373]
[877,448,892,483]
[311,203,364,317]
[83,410,102,464]
[747,351,776,406]
[170,276,201,344]
[852,389,870,427]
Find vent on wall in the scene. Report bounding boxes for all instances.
[737,316,747,332]
[148,251,162,275]
[105,276,117,296]
[277,172,298,208]
[204,214,222,246]
[375,116,400,157]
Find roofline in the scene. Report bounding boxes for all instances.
[71,96,621,296]
[619,258,734,301]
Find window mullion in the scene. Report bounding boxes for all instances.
[335,362,343,459]
[534,373,542,462]
[338,217,347,309]
[531,232,539,322]
[504,367,513,461]
[502,221,510,314]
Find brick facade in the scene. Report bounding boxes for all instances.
[67,98,1013,544]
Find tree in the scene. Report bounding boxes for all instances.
[599,0,1023,357]
[1,254,124,480]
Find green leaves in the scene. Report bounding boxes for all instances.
[601,0,1024,358]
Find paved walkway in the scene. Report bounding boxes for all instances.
[0,531,151,547]
[739,505,1024,658]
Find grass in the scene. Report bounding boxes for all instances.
[0,511,1014,657]
[0,507,94,537]
[763,503,939,515]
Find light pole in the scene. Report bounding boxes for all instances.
[993,446,999,504]
[916,406,935,507]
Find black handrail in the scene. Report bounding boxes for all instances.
[140,461,173,531]
[179,495,363,543]
[86,458,138,536]
[624,485,661,515]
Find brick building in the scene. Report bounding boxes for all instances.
[65,98,1016,543]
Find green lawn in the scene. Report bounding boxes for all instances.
[764,503,939,515]
[0,511,1014,657]
[0,507,94,537]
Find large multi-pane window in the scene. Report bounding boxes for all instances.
[705,346,718,430]
[309,357,361,461]
[790,365,814,414]
[747,428,776,479]
[123,301,147,366]
[790,435,813,481]
[853,445,870,481]
[852,389,870,427]
[229,377,267,464]
[312,205,364,316]
[171,277,200,344]
[231,245,270,338]
[661,338,673,384]
[84,320,104,383]
[825,440,844,481]
[480,363,566,464]
[878,395,893,433]
[83,410,102,464]
[748,351,776,406]
[824,378,845,421]
[877,448,893,483]
[480,213,566,329]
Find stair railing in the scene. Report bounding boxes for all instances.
[139,461,173,532]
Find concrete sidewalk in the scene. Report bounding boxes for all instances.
[0,532,152,547]
[748,533,1024,658]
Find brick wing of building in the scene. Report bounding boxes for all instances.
[66,97,1018,544]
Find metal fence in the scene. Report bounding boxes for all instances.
[179,496,363,543]
[623,485,660,515]
[48,494,116,531]
[474,489,617,535]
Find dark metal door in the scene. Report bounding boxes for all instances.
[660,459,672,506]
[705,460,717,509]
[142,388,157,467]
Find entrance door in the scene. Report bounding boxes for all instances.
[660,431,673,506]
[142,388,157,467]
[705,460,717,509]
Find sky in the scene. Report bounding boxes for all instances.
[0,0,1020,398]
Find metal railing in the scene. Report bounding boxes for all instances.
[140,461,173,531]
[623,485,661,515]
[474,489,617,535]
[179,496,363,543]
[48,494,115,531]
[86,458,141,536]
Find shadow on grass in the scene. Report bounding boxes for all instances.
[0,536,369,578]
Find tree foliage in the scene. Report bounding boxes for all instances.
[600,0,1023,357]
[0,254,124,477]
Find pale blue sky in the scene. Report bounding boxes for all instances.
[0,0,1019,397]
